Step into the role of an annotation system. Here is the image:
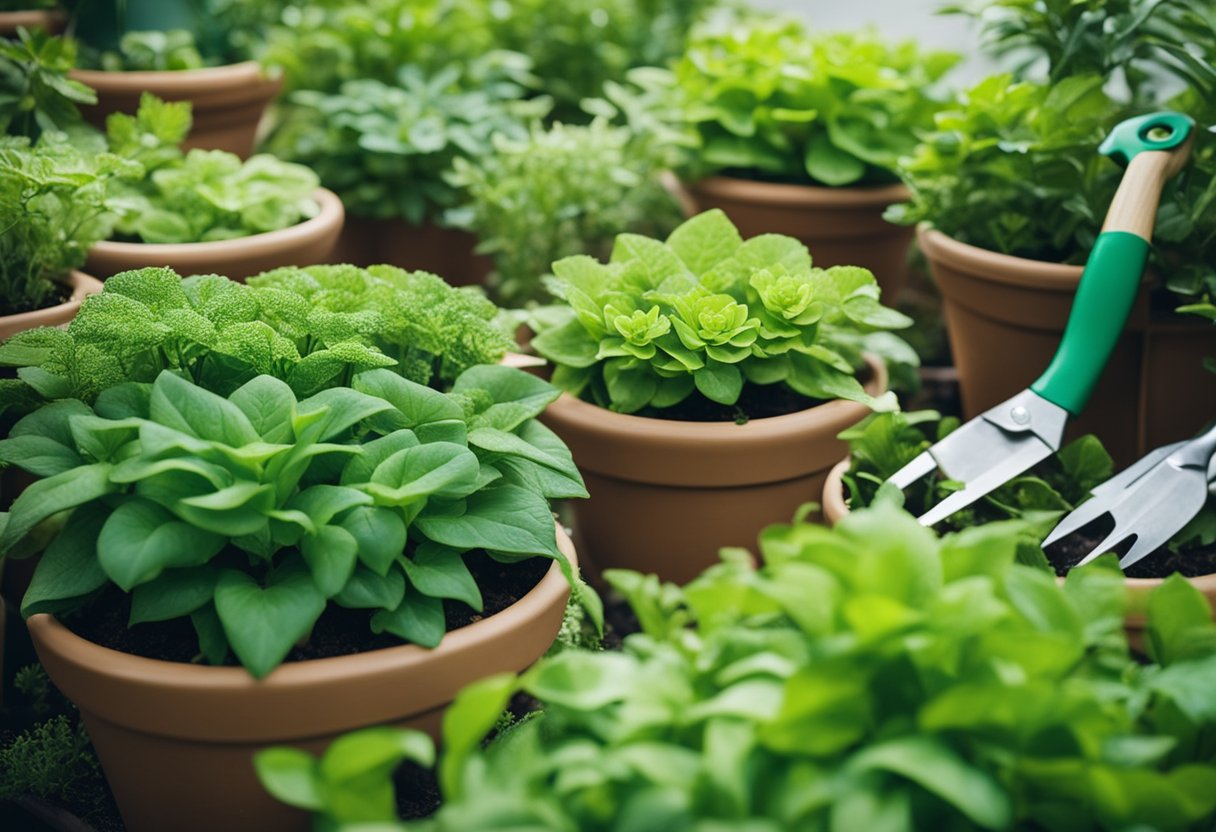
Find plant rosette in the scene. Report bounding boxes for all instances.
[0,364,593,831]
[532,209,905,582]
[69,60,280,157]
[821,411,1216,648]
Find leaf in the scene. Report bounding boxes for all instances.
[453,365,561,432]
[230,375,298,444]
[317,728,435,823]
[295,386,397,443]
[20,502,110,617]
[0,463,117,554]
[365,442,481,505]
[254,748,322,811]
[300,525,359,597]
[0,435,83,477]
[1145,574,1216,666]
[129,566,219,625]
[148,371,258,447]
[804,133,866,186]
[415,485,561,557]
[97,498,226,591]
[694,361,743,405]
[370,585,446,648]
[333,564,406,610]
[665,210,743,276]
[439,673,519,800]
[340,506,408,575]
[213,559,327,678]
[402,543,483,610]
[353,370,463,428]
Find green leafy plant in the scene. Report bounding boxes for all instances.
[444,119,683,307]
[0,264,511,411]
[0,361,588,678]
[668,16,957,186]
[260,503,1216,831]
[100,93,320,243]
[531,209,906,415]
[85,29,206,71]
[0,133,134,316]
[264,53,547,225]
[0,715,102,803]
[0,27,96,140]
[893,1,1216,303]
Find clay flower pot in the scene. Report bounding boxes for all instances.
[541,356,887,585]
[0,9,64,35]
[330,216,492,287]
[820,459,1216,650]
[28,525,576,832]
[920,226,1216,467]
[85,188,344,282]
[69,62,281,158]
[0,270,102,341]
[685,176,914,300]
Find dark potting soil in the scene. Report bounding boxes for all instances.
[636,383,828,424]
[66,552,551,665]
[1043,515,1216,579]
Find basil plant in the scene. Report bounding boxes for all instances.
[532,210,905,415]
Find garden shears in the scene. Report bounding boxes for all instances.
[885,111,1196,527]
[1042,422,1216,569]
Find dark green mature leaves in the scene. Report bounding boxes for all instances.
[0,27,96,141]
[0,364,584,678]
[266,504,1216,831]
[533,209,905,414]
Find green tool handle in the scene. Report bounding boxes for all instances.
[1030,112,1195,416]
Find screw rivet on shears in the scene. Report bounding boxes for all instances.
[1011,406,1030,425]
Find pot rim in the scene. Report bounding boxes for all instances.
[688,174,910,209]
[821,456,1216,593]
[70,60,274,92]
[88,188,344,263]
[0,270,102,339]
[28,523,575,696]
[917,225,1087,291]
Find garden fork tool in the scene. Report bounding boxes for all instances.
[885,111,1195,527]
[1042,423,1216,569]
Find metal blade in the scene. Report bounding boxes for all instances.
[917,431,1055,527]
[1070,461,1209,569]
[886,450,938,491]
[1041,440,1189,548]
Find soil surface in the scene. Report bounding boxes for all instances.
[1042,516,1216,579]
[67,552,550,665]
[637,383,828,424]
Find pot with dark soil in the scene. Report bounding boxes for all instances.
[821,411,1216,647]
[533,211,905,583]
[2,354,593,831]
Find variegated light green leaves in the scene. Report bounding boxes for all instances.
[533,210,906,414]
[0,364,587,678]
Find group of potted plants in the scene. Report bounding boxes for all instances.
[1,0,1215,830]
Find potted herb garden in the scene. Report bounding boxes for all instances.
[532,209,904,583]
[821,410,1216,645]
[84,94,344,281]
[891,1,1216,465]
[0,264,597,832]
[667,15,956,298]
[260,504,1216,830]
[66,0,280,156]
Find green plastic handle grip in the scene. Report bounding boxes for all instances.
[1030,231,1149,415]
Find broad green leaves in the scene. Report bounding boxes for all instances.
[534,210,909,414]
[1,361,580,678]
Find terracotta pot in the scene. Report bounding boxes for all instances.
[85,188,344,282]
[28,525,576,832]
[921,227,1216,468]
[542,356,887,585]
[0,271,102,341]
[820,458,1216,651]
[685,176,914,301]
[0,9,64,35]
[329,216,491,287]
[69,62,281,158]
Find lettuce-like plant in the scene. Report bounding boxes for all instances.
[444,119,683,307]
[532,210,905,415]
[668,17,957,186]
[0,265,511,414]
[0,363,588,678]
[259,504,1216,830]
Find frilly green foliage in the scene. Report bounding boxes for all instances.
[260,504,1216,831]
[0,265,511,411]
[532,210,906,414]
[0,715,102,803]
[444,119,683,307]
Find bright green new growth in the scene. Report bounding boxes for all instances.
[0,265,511,412]
[0,365,588,678]
[670,17,957,186]
[0,135,135,316]
[532,210,906,414]
[103,94,320,244]
[260,504,1216,831]
[444,119,683,307]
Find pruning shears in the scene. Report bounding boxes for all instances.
[886,111,1196,526]
[1043,422,1216,569]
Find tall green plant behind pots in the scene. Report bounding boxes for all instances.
[259,504,1216,831]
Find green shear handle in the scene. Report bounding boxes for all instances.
[1030,111,1195,416]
